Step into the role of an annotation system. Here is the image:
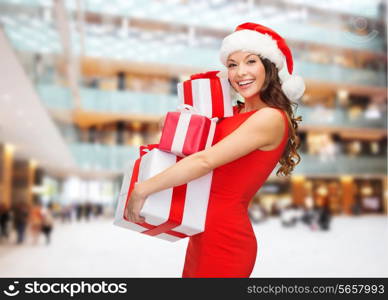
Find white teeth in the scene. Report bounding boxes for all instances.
[238,80,254,86]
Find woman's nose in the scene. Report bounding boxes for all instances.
[237,64,247,76]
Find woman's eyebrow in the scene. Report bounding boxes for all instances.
[228,54,257,63]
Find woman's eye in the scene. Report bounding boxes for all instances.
[228,63,236,68]
[248,60,256,64]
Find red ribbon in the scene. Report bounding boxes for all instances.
[183,71,224,118]
[182,114,211,156]
[183,80,193,106]
[158,112,178,154]
[141,156,187,236]
[190,70,220,80]
[123,145,188,239]
[209,76,224,118]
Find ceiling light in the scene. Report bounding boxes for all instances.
[30,159,38,168]
[5,144,15,154]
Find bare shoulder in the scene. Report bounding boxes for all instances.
[249,107,286,150]
[248,107,285,129]
[200,107,287,169]
[253,106,284,117]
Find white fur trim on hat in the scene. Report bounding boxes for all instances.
[279,69,305,101]
[220,30,305,101]
[281,75,305,101]
[219,29,285,70]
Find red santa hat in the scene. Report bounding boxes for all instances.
[219,22,305,101]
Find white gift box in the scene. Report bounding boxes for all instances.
[114,148,213,242]
[177,71,233,119]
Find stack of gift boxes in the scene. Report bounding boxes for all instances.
[114,71,233,242]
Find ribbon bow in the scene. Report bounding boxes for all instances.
[176,103,200,114]
[190,70,220,80]
[176,104,219,123]
[139,144,159,157]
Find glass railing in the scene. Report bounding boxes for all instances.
[79,87,178,115]
[1,15,387,85]
[70,143,138,171]
[285,0,382,18]
[38,84,387,129]
[71,143,387,175]
[37,84,74,110]
[2,16,386,87]
[39,84,179,115]
[298,61,386,87]
[290,153,387,175]
[1,0,383,51]
[297,105,387,129]
[0,0,383,19]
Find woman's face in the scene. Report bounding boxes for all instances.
[227,51,266,99]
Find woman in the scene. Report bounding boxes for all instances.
[125,22,305,277]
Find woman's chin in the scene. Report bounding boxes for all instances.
[238,90,258,99]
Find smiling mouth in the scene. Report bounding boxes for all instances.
[237,80,255,88]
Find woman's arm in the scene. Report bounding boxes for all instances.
[127,107,285,222]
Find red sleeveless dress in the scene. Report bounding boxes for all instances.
[181,105,290,278]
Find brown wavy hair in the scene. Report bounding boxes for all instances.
[234,55,303,177]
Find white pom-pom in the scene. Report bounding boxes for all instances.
[281,75,305,101]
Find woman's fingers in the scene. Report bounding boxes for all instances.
[125,187,147,223]
[124,204,132,221]
[127,206,145,223]
[135,214,145,223]
[131,211,145,223]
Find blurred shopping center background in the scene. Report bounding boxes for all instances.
[0,0,387,277]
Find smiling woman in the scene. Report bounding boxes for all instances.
[126,22,305,278]
[227,53,267,104]
[223,39,304,176]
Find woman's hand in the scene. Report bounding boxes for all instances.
[124,183,147,223]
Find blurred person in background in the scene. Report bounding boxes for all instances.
[12,202,29,244]
[96,204,104,218]
[41,203,54,245]
[0,202,11,242]
[303,196,332,231]
[317,198,332,231]
[280,204,302,227]
[351,200,362,215]
[60,204,72,223]
[84,202,93,221]
[125,22,304,278]
[29,198,43,245]
[301,195,317,228]
[75,203,83,221]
